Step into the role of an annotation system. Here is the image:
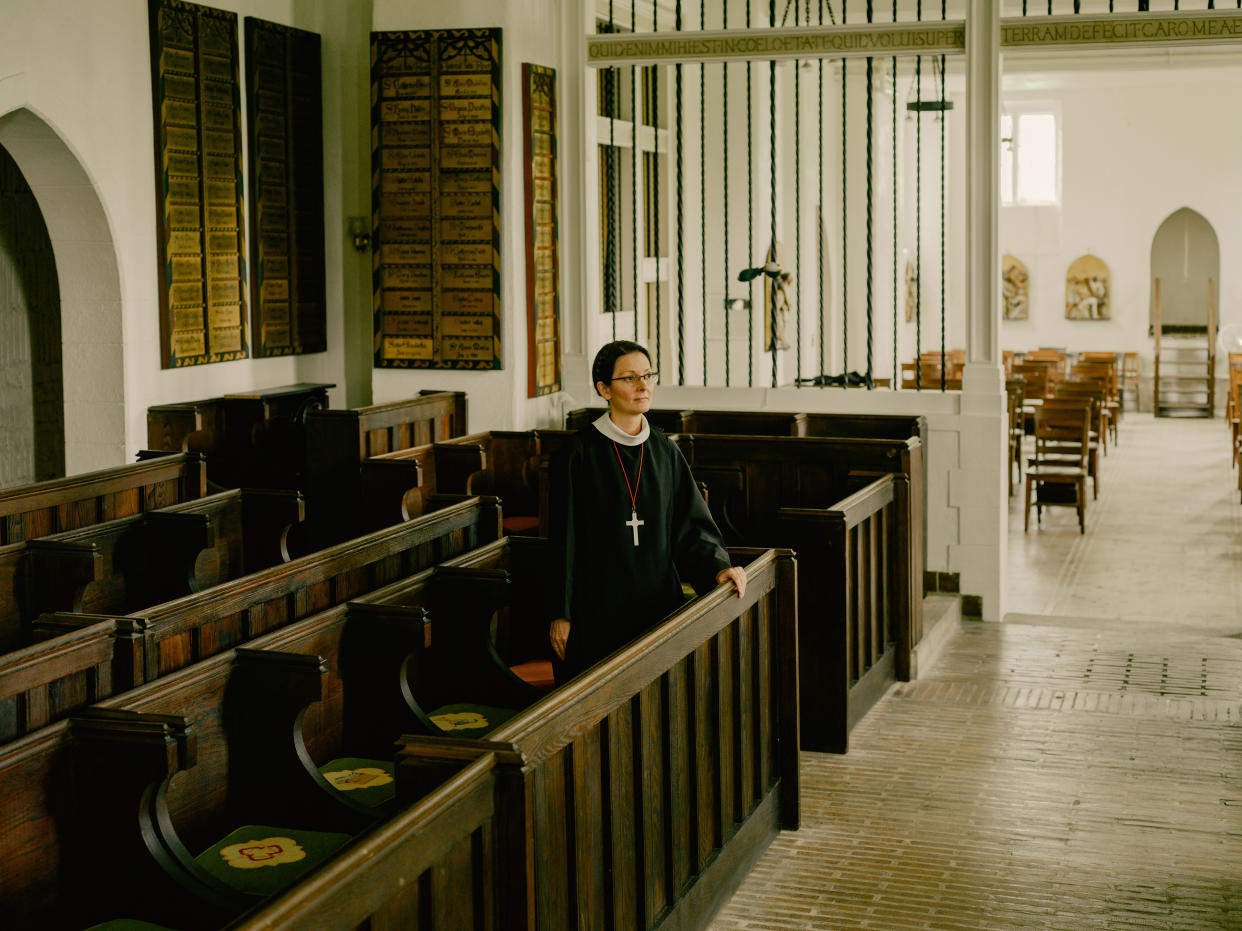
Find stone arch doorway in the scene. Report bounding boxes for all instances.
[0,139,63,484]
[1150,207,1219,334]
[0,108,125,479]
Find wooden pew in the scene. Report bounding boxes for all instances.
[303,391,468,546]
[22,488,303,624]
[32,496,501,686]
[0,453,208,653]
[147,383,333,491]
[675,434,920,752]
[391,547,799,930]
[227,752,505,931]
[0,488,302,658]
[234,548,795,930]
[3,540,540,927]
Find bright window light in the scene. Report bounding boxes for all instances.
[1002,110,1059,206]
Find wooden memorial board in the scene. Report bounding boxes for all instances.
[371,28,502,370]
[522,63,561,397]
[149,0,249,368]
[244,18,327,357]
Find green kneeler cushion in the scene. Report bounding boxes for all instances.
[195,824,351,898]
[85,922,179,930]
[318,757,396,808]
[427,702,517,737]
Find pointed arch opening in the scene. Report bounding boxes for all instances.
[0,107,125,478]
[1150,207,1219,336]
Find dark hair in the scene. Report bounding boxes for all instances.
[591,340,650,397]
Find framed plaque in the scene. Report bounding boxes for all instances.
[371,28,502,370]
[522,64,561,397]
[244,18,327,357]
[149,0,249,367]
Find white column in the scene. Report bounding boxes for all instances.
[964,0,1000,372]
[950,0,1007,622]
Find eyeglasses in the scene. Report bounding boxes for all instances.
[609,372,659,387]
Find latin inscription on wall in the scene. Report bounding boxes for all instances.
[371,29,502,370]
[245,18,327,357]
[150,0,249,367]
[522,63,561,397]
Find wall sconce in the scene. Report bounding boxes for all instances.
[348,216,371,252]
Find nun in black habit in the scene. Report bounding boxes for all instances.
[546,340,746,682]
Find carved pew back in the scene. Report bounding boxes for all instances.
[0,452,207,547]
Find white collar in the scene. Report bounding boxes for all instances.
[592,412,649,446]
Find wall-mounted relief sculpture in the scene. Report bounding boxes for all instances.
[1065,254,1110,320]
[1002,254,1029,320]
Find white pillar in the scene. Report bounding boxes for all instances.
[951,0,1007,622]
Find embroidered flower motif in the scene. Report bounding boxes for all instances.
[322,767,394,791]
[431,711,489,732]
[220,837,307,870]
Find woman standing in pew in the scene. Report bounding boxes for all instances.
[547,340,745,682]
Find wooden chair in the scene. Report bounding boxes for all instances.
[1042,395,1100,499]
[1025,404,1091,534]
[1057,378,1111,455]
[1071,362,1120,444]
[1228,364,1242,469]
[1005,378,1026,497]
[1026,348,1067,378]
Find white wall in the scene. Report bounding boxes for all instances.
[0,0,365,469]
[1000,62,1242,367]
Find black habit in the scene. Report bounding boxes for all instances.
[546,416,731,679]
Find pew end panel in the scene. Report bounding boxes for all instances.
[163,487,306,581]
[775,473,914,753]
[304,393,467,547]
[359,450,430,532]
[24,511,215,620]
[0,722,77,926]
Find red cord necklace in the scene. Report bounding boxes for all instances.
[612,440,645,546]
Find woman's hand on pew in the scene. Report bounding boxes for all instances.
[716,566,746,600]
[549,618,571,660]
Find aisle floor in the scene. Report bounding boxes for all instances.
[711,413,1242,929]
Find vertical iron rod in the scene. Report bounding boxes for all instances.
[723,0,731,385]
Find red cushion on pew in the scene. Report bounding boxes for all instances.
[501,515,541,533]
[510,660,555,692]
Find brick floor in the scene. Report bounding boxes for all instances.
[712,416,1242,930]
